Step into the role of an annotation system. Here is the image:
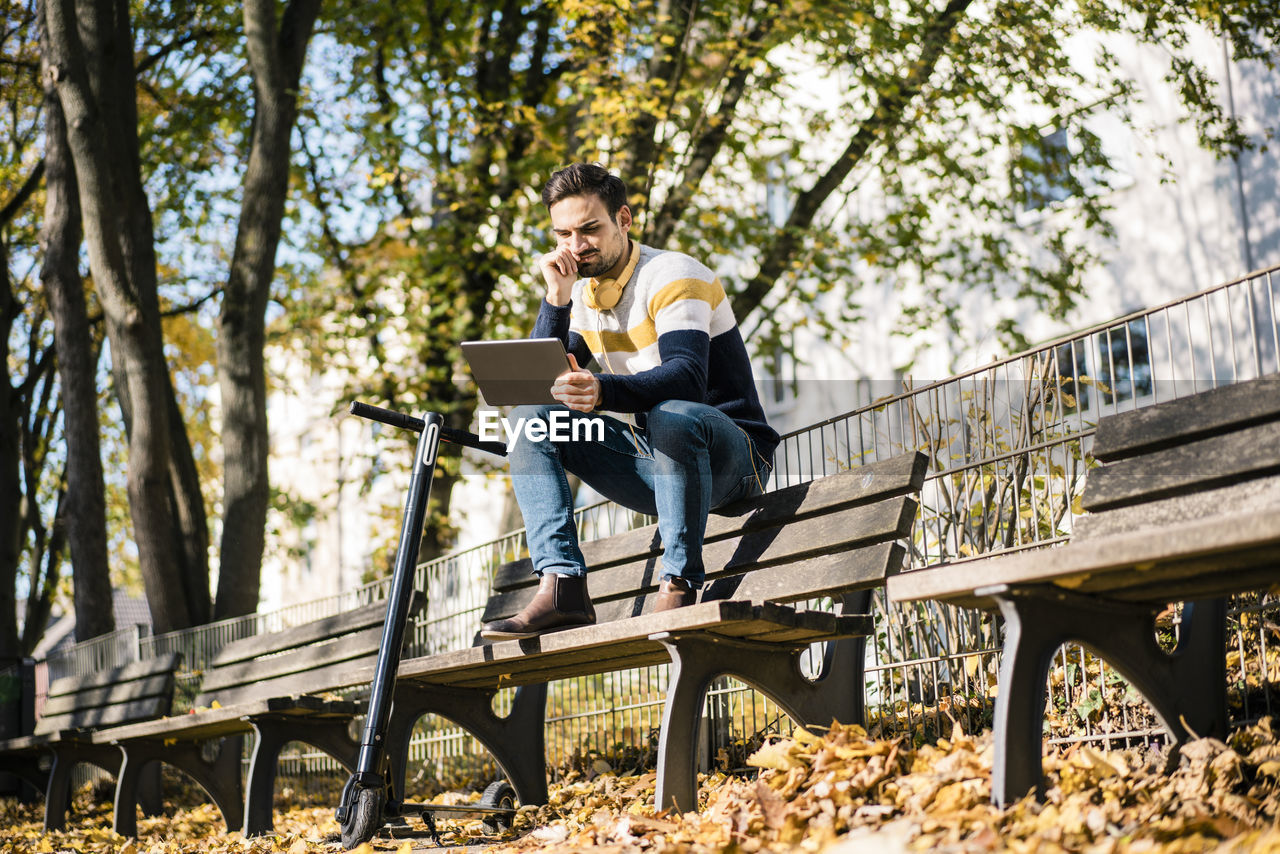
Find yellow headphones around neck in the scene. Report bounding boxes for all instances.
[584,240,640,311]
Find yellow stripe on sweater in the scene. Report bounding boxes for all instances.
[579,324,659,355]
[648,277,725,317]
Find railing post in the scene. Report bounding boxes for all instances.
[132,622,150,661]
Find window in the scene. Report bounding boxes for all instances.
[762,158,791,227]
[1054,320,1153,412]
[1019,127,1076,211]
[1053,338,1091,413]
[1096,321,1152,406]
[759,337,798,409]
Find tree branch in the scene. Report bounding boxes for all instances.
[734,0,974,322]
[0,161,45,228]
[650,12,777,246]
[371,39,416,225]
[136,27,224,75]
[618,0,699,216]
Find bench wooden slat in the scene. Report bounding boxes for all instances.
[492,452,928,590]
[396,599,879,692]
[574,541,903,625]
[210,598,406,668]
[1077,549,1280,603]
[1091,376,1280,462]
[36,697,176,736]
[708,541,905,604]
[39,673,174,719]
[451,646,673,689]
[197,625,385,699]
[482,498,914,622]
[1081,418,1280,511]
[438,612,875,691]
[45,653,181,699]
[1075,472,1280,540]
[886,505,1280,609]
[93,696,357,744]
[399,600,756,683]
[414,624,780,690]
[198,659,372,708]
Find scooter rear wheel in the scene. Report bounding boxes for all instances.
[340,785,384,849]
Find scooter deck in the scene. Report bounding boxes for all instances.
[387,801,518,845]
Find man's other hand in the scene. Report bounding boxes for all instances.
[539,245,579,306]
[551,354,600,412]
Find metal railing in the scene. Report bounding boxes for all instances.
[29,263,1280,792]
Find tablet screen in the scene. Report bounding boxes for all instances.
[461,338,573,406]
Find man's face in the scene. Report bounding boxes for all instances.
[549,193,632,280]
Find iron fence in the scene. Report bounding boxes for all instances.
[26,263,1280,796]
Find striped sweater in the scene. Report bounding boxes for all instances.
[531,241,780,462]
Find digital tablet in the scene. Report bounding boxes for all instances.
[460,338,573,406]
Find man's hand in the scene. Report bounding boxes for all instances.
[551,354,600,412]
[538,245,579,306]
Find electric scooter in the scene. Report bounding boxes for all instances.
[336,401,506,848]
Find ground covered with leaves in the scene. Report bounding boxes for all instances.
[9,719,1280,853]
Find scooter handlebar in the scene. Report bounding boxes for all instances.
[349,401,507,456]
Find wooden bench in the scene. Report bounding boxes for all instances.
[0,654,181,823]
[887,374,1280,805]
[369,450,927,820]
[73,594,422,838]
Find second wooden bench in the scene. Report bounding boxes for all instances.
[888,374,1280,805]
[76,594,422,837]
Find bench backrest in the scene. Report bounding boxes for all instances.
[195,594,423,708]
[36,652,182,736]
[481,451,928,628]
[1077,375,1280,538]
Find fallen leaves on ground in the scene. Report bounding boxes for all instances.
[10,719,1280,852]
[491,717,1280,854]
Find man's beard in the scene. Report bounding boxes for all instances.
[578,241,624,278]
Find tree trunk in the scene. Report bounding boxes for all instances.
[0,245,22,661]
[39,19,116,642]
[1,154,46,662]
[21,490,66,655]
[43,0,208,633]
[214,0,321,620]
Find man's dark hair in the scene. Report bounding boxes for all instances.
[541,163,629,218]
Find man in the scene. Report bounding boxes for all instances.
[481,163,779,640]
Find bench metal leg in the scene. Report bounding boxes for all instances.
[113,736,245,837]
[652,624,870,814]
[987,585,1227,807]
[387,682,549,809]
[244,718,359,836]
[43,742,121,831]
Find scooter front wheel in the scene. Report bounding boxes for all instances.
[480,778,517,831]
[340,784,385,849]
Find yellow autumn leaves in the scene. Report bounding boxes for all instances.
[10,718,1280,852]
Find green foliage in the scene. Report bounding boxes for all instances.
[267,0,1278,556]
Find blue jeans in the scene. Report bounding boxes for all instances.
[506,400,771,588]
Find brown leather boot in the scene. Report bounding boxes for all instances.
[654,577,697,612]
[481,573,596,640]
